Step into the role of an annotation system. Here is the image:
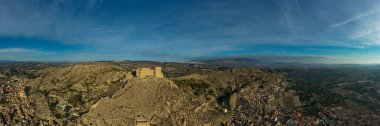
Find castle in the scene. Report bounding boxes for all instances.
[135,67,163,78]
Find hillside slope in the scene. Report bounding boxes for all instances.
[81,77,231,125]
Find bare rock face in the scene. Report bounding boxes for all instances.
[3,62,287,125]
[32,64,131,101]
[81,77,184,125]
[30,93,53,120]
[24,63,133,124]
[81,77,231,126]
[229,93,238,110]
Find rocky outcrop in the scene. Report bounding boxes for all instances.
[1,62,289,126]
[81,77,231,126]
[33,64,131,100]
[81,77,181,125]
[30,93,53,120]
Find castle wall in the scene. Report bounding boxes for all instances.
[136,67,163,78]
[138,68,155,78]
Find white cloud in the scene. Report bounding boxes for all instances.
[331,9,380,28]
[0,48,37,54]
[0,0,379,62]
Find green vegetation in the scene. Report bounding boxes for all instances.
[290,81,343,106]
[174,79,213,96]
[321,91,343,105]
[110,67,123,72]
[303,106,321,116]
[36,89,50,96]
[24,86,31,96]
[51,79,55,84]
[341,83,365,93]
[100,67,123,73]
[356,99,380,114]
[67,94,85,107]
[49,102,58,110]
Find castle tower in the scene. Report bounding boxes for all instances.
[154,67,163,78]
[136,68,141,78]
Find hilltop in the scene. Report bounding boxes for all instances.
[0,61,342,125]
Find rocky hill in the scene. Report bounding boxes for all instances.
[0,62,290,125]
[25,63,132,124]
[33,63,130,100]
[172,68,288,125]
[81,77,230,125]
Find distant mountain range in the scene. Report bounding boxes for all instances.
[0,60,12,63]
[0,60,23,63]
[195,58,261,67]
[1,59,378,69]
[0,60,48,66]
[195,58,374,69]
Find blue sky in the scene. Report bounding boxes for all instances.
[0,0,380,63]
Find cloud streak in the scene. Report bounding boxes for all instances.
[0,0,379,63]
[0,48,37,54]
[331,9,380,28]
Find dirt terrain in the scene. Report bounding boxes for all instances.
[1,62,291,125]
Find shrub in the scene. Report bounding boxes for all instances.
[67,95,85,107]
